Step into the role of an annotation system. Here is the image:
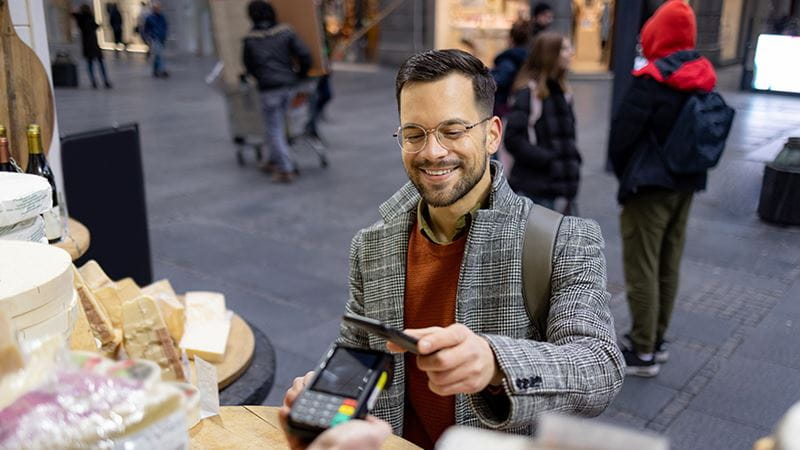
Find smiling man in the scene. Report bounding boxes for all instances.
[283,49,623,448]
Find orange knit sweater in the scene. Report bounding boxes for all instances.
[402,223,467,449]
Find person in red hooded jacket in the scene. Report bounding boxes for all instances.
[608,0,717,377]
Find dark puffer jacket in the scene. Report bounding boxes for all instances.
[242,22,311,91]
[504,80,582,200]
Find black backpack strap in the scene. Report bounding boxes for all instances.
[522,204,564,340]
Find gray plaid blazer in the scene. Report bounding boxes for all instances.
[339,161,624,437]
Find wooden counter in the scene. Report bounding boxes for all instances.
[53,218,91,261]
[190,406,419,449]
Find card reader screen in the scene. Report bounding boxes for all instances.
[312,347,379,398]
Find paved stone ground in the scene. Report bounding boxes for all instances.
[54,51,800,449]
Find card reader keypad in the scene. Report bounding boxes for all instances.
[293,392,358,428]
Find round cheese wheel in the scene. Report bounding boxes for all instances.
[0,241,73,318]
[0,216,46,243]
[0,173,53,227]
[17,289,78,344]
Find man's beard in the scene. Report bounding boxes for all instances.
[409,153,488,208]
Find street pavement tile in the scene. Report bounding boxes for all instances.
[653,343,714,391]
[667,309,736,347]
[609,377,678,421]
[665,409,768,450]
[596,407,649,430]
[689,355,800,430]
[737,313,800,370]
[771,279,800,319]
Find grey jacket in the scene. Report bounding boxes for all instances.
[339,161,624,436]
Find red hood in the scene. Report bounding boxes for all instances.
[641,0,696,60]
[633,0,716,92]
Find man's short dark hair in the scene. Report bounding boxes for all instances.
[533,2,552,17]
[247,0,276,24]
[395,49,496,116]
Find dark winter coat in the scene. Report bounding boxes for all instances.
[72,11,102,60]
[608,0,717,204]
[242,22,311,92]
[504,80,582,200]
[144,12,168,44]
[491,46,527,116]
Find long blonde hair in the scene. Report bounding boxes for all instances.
[512,32,570,99]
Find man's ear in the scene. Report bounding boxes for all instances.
[486,116,503,156]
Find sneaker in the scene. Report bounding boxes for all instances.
[622,347,661,377]
[271,171,294,183]
[259,162,278,174]
[655,339,669,364]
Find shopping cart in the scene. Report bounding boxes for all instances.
[222,77,329,170]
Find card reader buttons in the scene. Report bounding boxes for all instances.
[294,393,362,429]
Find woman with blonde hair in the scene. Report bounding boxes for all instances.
[504,32,580,215]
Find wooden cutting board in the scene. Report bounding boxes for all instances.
[0,0,55,171]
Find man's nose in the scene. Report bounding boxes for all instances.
[419,132,448,158]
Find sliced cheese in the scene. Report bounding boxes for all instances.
[79,260,114,291]
[69,294,99,352]
[179,318,230,363]
[184,291,226,323]
[122,295,185,381]
[0,311,24,378]
[0,215,45,243]
[115,277,142,303]
[93,285,124,331]
[77,285,121,356]
[144,280,185,343]
[0,241,73,319]
[0,172,52,227]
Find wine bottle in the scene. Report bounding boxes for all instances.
[25,124,63,243]
[0,137,15,172]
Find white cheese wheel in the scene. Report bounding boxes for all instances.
[0,241,73,318]
[17,288,78,344]
[0,216,46,243]
[11,285,75,329]
[0,173,53,227]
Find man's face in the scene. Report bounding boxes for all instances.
[536,10,554,28]
[398,74,500,208]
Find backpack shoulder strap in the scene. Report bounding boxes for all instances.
[522,204,564,340]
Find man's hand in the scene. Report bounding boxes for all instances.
[279,407,391,450]
[386,324,503,396]
[279,371,391,450]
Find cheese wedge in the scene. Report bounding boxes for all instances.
[0,172,52,227]
[92,285,124,331]
[143,280,185,343]
[69,294,99,352]
[115,278,142,303]
[184,291,226,322]
[122,295,185,381]
[180,291,229,363]
[79,260,114,291]
[0,311,24,378]
[76,285,121,356]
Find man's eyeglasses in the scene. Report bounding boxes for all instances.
[393,117,492,153]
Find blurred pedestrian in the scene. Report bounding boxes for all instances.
[503,32,580,215]
[107,3,125,52]
[242,0,311,182]
[490,18,529,118]
[144,2,169,78]
[531,2,554,38]
[72,4,113,89]
[608,0,718,377]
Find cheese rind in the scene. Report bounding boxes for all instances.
[92,285,124,331]
[77,285,121,356]
[69,294,99,352]
[0,172,52,227]
[122,295,185,381]
[17,289,78,344]
[0,241,73,318]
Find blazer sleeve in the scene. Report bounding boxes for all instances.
[338,230,370,349]
[609,77,655,179]
[503,89,556,169]
[468,216,625,429]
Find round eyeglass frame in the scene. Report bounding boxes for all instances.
[392,117,492,153]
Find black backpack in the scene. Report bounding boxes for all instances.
[659,91,735,174]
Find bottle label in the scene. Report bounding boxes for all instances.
[43,207,62,242]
